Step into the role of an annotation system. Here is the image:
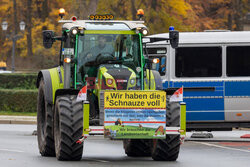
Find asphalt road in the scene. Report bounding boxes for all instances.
[0,125,250,167]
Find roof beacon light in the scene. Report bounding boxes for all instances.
[71,16,77,22]
[169,26,174,31]
[137,9,144,20]
[59,8,65,19]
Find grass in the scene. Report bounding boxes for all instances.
[0,111,37,116]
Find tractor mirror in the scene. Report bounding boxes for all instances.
[169,30,179,49]
[43,30,55,49]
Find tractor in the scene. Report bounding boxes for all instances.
[36,8,186,161]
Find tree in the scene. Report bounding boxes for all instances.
[26,0,33,57]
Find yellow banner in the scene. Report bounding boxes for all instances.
[104,90,166,109]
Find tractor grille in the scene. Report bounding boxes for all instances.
[107,68,131,90]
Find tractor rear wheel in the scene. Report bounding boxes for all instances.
[123,139,152,157]
[37,79,55,156]
[151,101,181,161]
[54,95,83,161]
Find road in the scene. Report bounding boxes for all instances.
[0,124,250,167]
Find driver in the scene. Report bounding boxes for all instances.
[80,35,114,78]
[85,35,114,62]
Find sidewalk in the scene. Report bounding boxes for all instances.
[0,115,36,124]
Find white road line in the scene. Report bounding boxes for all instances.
[195,142,250,153]
[82,158,109,163]
[0,149,24,153]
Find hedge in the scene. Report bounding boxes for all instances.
[0,89,38,113]
[0,73,37,89]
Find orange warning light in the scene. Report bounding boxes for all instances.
[137,9,144,16]
[59,8,65,19]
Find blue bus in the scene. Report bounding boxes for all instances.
[147,31,250,131]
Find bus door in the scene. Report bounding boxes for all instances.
[224,46,250,122]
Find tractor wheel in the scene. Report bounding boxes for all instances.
[37,79,55,156]
[54,95,83,161]
[123,139,152,157]
[151,101,181,161]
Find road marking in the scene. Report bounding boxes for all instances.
[0,149,24,153]
[219,142,250,147]
[195,142,250,153]
[82,158,109,163]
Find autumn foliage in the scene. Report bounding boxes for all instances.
[0,0,249,70]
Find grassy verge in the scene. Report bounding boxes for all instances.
[0,73,37,89]
[0,89,37,113]
[0,111,37,116]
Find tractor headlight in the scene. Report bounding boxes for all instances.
[142,29,148,36]
[107,78,113,85]
[153,58,160,64]
[64,58,71,63]
[130,78,136,85]
[72,28,78,35]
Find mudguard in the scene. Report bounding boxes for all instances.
[36,66,64,104]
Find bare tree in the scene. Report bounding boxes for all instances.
[73,0,98,19]
[42,0,49,21]
[26,0,33,57]
[131,0,137,20]
[13,0,18,34]
[234,0,243,30]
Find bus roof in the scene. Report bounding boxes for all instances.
[149,31,250,44]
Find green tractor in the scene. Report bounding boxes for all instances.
[37,9,186,161]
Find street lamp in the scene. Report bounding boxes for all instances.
[1,21,8,31]
[1,21,25,72]
[19,21,25,31]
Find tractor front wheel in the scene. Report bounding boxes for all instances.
[151,101,181,161]
[37,79,55,156]
[54,95,83,161]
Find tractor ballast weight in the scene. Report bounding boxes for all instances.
[36,10,185,161]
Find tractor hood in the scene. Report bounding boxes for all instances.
[98,64,137,90]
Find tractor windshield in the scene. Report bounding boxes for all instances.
[77,33,141,83]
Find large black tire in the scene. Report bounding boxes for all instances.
[151,101,181,161]
[54,96,83,161]
[122,70,162,157]
[37,79,55,156]
[123,139,152,157]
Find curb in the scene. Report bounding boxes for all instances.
[0,116,36,125]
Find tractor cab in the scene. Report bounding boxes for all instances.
[75,21,145,91]
[43,16,149,91]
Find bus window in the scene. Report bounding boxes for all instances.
[227,46,250,76]
[175,47,222,77]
